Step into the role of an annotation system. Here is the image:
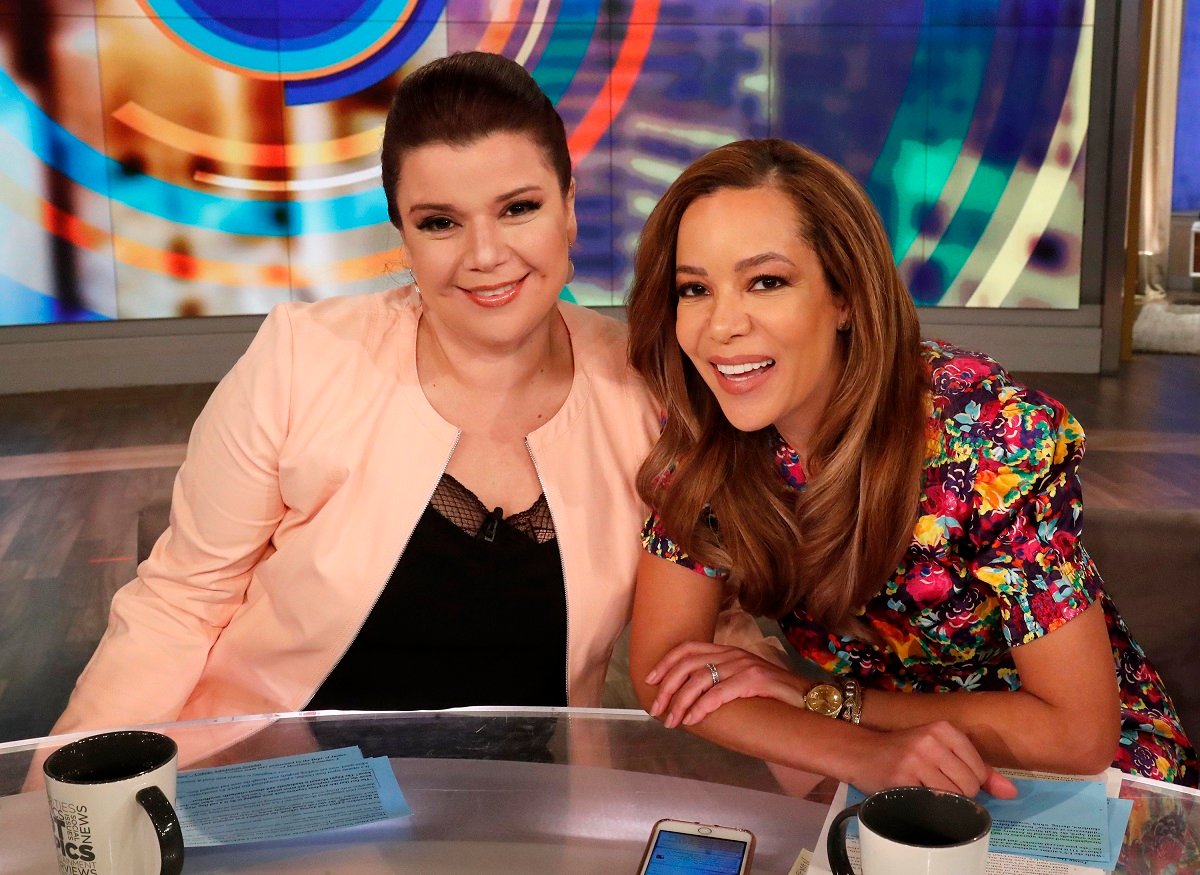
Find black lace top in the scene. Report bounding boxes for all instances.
[306,473,567,711]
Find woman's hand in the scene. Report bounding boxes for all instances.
[849,721,1019,799]
[644,640,811,728]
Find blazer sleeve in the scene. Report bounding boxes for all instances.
[50,305,296,735]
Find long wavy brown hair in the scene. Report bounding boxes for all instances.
[627,139,927,631]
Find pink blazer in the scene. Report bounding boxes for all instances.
[51,289,662,745]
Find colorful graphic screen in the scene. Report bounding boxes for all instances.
[0,0,1093,326]
[1173,0,1200,212]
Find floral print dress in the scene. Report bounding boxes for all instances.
[642,340,1196,786]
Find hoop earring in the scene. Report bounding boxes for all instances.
[566,258,575,285]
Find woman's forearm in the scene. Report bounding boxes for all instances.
[630,639,870,783]
[647,688,881,785]
[858,686,1119,775]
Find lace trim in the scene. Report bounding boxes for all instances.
[431,473,556,544]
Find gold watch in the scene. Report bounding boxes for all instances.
[804,683,845,718]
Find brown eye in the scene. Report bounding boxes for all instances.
[505,199,542,217]
[750,274,788,291]
[416,216,454,232]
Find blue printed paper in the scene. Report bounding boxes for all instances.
[176,746,411,846]
[1105,798,1135,870]
[986,778,1108,862]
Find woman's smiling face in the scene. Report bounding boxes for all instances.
[673,184,848,453]
[395,131,577,349]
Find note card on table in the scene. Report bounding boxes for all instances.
[176,746,411,846]
[985,778,1130,869]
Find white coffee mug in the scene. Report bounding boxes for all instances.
[827,785,990,875]
[43,730,184,875]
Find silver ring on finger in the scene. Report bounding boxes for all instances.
[706,662,721,686]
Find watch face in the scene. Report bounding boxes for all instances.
[806,684,844,718]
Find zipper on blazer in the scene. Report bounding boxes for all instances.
[302,431,462,707]
[525,437,571,705]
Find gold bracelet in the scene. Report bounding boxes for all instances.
[841,679,864,725]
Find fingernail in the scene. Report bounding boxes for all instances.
[649,700,661,717]
[664,714,677,729]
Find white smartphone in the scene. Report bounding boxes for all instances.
[636,818,756,875]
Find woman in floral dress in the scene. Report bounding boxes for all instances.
[625,138,1195,795]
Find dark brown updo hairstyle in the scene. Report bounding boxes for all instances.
[381,51,572,229]
[627,138,927,632]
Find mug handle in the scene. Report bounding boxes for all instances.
[825,802,862,875]
[135,786,185,875]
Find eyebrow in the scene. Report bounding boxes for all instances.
[407,184,545,216]
[675,251,796,275]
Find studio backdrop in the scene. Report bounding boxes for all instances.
[0,0,1093,326]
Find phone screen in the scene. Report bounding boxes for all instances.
[642,829,749,875]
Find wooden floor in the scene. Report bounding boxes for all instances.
[0,356,1197,745]
[1022,355,1200,510]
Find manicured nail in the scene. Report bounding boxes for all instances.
[645,670,659,684]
